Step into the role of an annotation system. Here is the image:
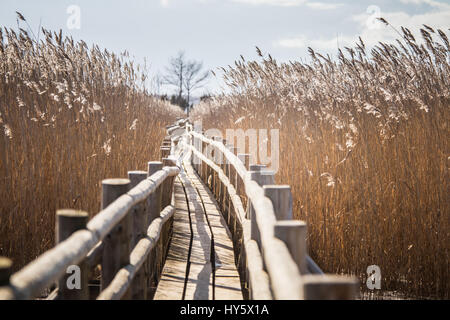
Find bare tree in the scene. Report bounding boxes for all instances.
[183,61,209,116]
[151,72,164,96]
[164,51,210,115]
[163,51,187,103]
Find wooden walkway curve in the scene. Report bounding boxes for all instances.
[154,153,243,300]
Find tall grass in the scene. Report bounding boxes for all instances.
[0,21,182,270]
[193,24,449,299]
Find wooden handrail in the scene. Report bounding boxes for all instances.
[186,122,359,300]
[183,140,302,299]
[0,132,182,300]
[0,118,358,300]
[98,204,176,300]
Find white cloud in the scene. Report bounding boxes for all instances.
[305,2,343,10]
[276,34,356,50]
[231,0,343,9]
[231,0,307,6]
[399,0,450,9]
[276,0,450,52]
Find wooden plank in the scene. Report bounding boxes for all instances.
[184,262,213,300]
[153,183,190,300]
[215,267,244,300]
[185,164,243,300]
[185,140,304,299]
[155,151,243,301]
[180,168,213,300]
[155,173,214,300]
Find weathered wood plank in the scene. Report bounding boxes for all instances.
[153,183,191,300]
[155,153,243,301]
[177,167,213,300]
[185,163,243,300]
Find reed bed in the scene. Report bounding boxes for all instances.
[193,24,449,299]
[0,22,182,270]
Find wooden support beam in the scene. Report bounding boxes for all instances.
[302,275,360,300]
[147,161,164,294]
[56,210,89,300]
[263,185,293,221]
[238,154,251,170]
[274,220,307,274]
[101,179,131,299]
[128,171,149,300]
[160,147,171,160]
[0,257,13,300]
[0,257,12,287]
[148,162,163,222]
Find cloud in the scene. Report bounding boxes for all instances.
[231,0,307,6]
[231,0,343,9]
[305,2,343,10]
[399,0,450,8]
[276,34,356,50]
[275,0,450,52]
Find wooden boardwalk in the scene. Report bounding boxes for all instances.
[0,119,358,301]
[154,157,243,300]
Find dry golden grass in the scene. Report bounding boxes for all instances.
[193,24,449,299]
[0,24,182,270]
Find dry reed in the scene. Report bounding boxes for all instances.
[193,24,449,299]
[0,20,182,270]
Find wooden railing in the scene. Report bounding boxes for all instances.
[0,120,187,300]
[0,118,359,300]
[183,121,360,300]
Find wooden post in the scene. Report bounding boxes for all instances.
[56,209,89,300]
[160,147,171,160]
[101,179,131,298]
[0,257,12,287]
[214,137,223,206]
[147,162,163,294]
[128,171,149,245]
[237,154,250,212]
[249,166,275,187]
[209,137,217,192]
[229,147,238,189]
[274,221,307,274]
[128,171,148,300]
[238,154,251,171]
[197,137,201,179]
[192,136,197,172]
[248,169,276,244]
[249,164,265,172]
[237,153,250,294]
[201,139,207,181]
[195,135,202,173]
[162,158,176,208]
[302,275,360,300]
[263,185,293,221]
[222,144,234,224]
[148,162,163,222]
[161,158,176,269]
[0,257,13,300]
[259,171,276,186]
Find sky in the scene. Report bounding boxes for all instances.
[1,0,449,96]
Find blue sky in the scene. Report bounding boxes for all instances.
[1,0,449,96]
